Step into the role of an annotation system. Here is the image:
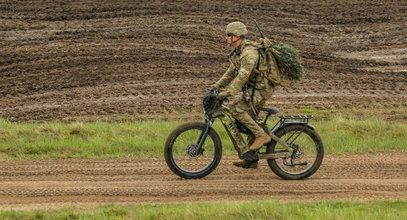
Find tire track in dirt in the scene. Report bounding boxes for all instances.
[0,152,406,210]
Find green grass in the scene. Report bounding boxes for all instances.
[1,200,406,220]
[318,116,407,153]
[0,119,176,160]
[0,115,406,160]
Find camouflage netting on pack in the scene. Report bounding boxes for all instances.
[271,43,305,81]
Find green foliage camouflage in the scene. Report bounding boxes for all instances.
[271,43,305,81]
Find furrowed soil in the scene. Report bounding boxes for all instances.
[0,153,407,210]
[0,0,406,121]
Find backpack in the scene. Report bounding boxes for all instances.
[255,38,305,87]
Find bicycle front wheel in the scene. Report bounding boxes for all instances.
[164,122,222,179]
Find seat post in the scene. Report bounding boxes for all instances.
[263,113,272,123]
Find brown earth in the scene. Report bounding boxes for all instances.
[0,0,406,122]
[0,152,406,210]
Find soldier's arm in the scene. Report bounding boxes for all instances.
[224,50,259,96]
[215,63,236,88]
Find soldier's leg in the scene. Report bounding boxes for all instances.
[227,94,271,169]
[229,100,270,151]
[231,105,264,136]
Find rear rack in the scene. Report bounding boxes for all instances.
[269,115,314,132]
[279,115,313,120]
[279,115,313,124]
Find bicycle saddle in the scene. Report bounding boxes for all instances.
[259,107,279,115]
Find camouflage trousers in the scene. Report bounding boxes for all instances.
[225,87,274,137]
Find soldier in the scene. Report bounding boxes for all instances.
[211,21,276,169]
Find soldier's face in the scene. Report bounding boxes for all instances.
[226,34,239,47]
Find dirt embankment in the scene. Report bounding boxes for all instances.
[0,0,406,121]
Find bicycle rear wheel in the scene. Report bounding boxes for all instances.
[266,124,324,180]
[164,122,222,179]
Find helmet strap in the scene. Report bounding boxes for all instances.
[228,36,242,47]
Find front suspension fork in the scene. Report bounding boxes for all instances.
[196,119,213,153]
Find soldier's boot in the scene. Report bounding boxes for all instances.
[232,133,270,169]
[233,160,258,169]
[248,132,271,151]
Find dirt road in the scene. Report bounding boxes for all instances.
[1,152,406,210]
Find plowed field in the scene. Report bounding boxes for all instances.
[1,153,407,210]
[1,0,406,121]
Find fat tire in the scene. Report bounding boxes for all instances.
[164,122,222,179]
[266,124,324,180]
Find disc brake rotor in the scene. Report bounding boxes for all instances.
[290,143,304,159]
[186,144,200,157]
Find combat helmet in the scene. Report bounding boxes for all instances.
[226,21,248,37]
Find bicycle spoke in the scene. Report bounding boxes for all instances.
[267,124,323,179]
[171,129,216,173]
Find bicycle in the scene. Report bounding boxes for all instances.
[164,89,324,179]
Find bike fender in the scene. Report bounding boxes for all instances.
[272,122,316,134]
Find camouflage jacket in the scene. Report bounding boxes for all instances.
[216,39,271,97]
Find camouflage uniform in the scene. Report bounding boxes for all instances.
[215,39,274,136]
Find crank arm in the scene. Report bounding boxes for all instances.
[283,160,308,167]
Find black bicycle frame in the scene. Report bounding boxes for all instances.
[196,111,314,159]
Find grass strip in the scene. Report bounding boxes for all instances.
[1,200,406,220]
[0,115,406,160]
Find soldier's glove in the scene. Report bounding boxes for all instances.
[210,83,220,89]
